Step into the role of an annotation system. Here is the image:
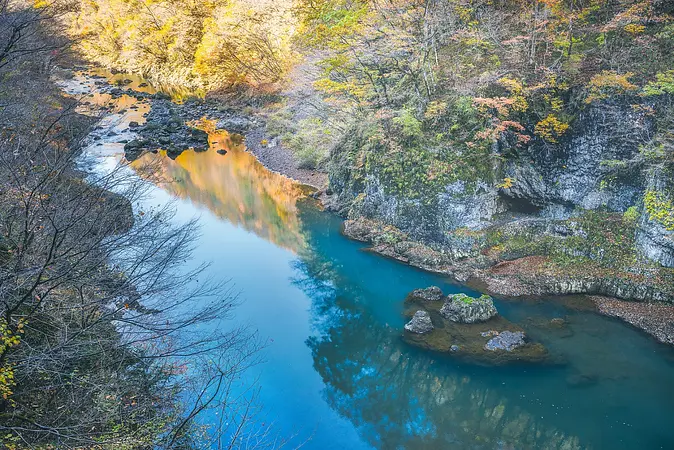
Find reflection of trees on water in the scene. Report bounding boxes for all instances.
[134,131,307,252]
[291,211,585,450]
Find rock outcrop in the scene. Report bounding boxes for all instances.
[635,172,674,268]
[122,100,210,160]
[331,97,674,305]
[440,293,498,323]
[407,286,444,302]
[404,311,434,334]
[402,288,552,365]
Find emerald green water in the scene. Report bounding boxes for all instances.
[72,74,674,449]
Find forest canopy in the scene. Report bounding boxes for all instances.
[71,0,298,89]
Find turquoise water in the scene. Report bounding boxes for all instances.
[71,76,674,449]
[133,143,674,450]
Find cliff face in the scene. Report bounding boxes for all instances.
[500,99,674,269]
[637,171,674,267]
[327,96,674,301]
[502,101,649,213]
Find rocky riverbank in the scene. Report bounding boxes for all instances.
[83,70,674,348]
[342,216,674,346]
[592,296,674,345]
[244,127,328,189]
[91,74,328,189]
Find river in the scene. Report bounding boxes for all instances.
[63,71,674,450]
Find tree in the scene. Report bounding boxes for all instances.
[0,2,272,447]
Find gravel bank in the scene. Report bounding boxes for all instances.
[592,296,674,345]
[244,127,328,189]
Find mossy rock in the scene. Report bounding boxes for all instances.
[440,293,498,323]
[406,286,444,303]
[402,303,552,366]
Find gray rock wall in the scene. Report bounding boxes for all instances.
[329,97,674,269]
[636,170,674,267]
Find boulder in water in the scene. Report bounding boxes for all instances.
[407,286,444,303]
[401,291,553,365]
[404,311,434,334]
[440,293,498,323]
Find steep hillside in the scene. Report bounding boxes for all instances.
[285,0,674,302]
[71,0,674,301]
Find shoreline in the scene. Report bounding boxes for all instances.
[232,122,674,347]
[232,118,674,348]
[243,126,328,190]
[591,296,674,346]
[339,217,674,347]
[87,69,674,348]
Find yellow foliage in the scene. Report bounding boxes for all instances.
[585,71,638,103]
[0,319,25,401]
[543,94,565,112]
[314,78,368,101]
[644,190,674,231]
[497,177,515,189]
[498,77,524,94]
[534,114,569,143]
[72,0,296,90]
[193,0,296,87]
[424,101,448,121]
[624,23,646,35]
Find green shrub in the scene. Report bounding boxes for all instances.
[283,117,335,169]
[642,70,674,96]
[644,190,674,230]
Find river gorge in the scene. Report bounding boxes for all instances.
[63,70,674,450]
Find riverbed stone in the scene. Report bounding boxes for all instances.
[216,116,252,132]
[121,98,212,161]
[484,331,526,352]
[440,293,498,323]
[404,311,434,334]
[402,309,552,365]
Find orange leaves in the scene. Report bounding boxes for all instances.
[473,76,532,146]
[475,119,529,144]
[473,97,517,116]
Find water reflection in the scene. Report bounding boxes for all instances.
[134,132,309,252]
[289,205,674,450]
[292,253,584,450]
[69,70,674,450]
[88,67,205,101]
